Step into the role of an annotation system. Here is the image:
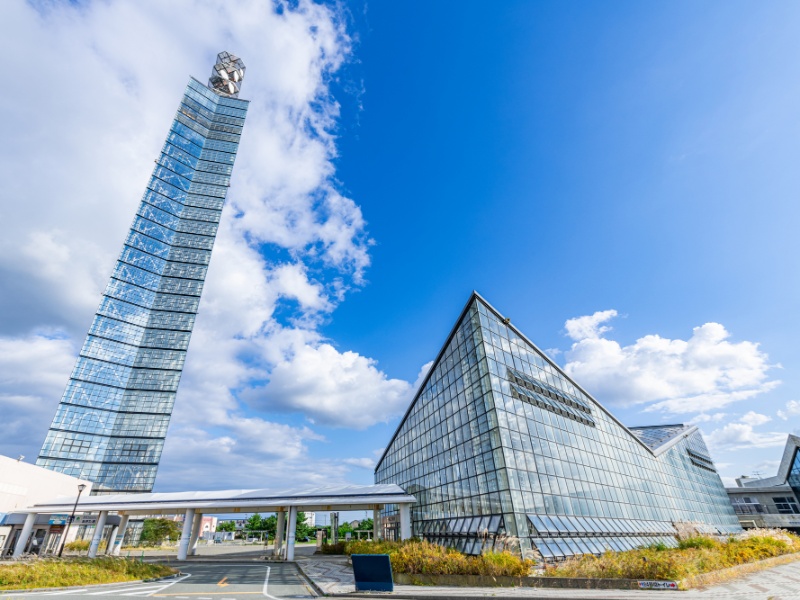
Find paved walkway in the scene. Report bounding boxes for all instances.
[296,555,800,599]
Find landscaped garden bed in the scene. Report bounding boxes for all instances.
[330,539,534,576]
[321,529,800,590]
[541,529,800,584]
[0,557,177,591]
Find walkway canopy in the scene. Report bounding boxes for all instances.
[17,483,415,561]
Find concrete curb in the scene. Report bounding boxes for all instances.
[0,571,183,595]
[293,561,327,597]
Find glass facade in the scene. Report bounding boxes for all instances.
[37,54,249,493]
[375,293,741,559]
[789,449,800,500]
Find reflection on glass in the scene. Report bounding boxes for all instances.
[37,74,248,493]
[376,294,741,558]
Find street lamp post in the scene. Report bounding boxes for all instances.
[57,483,87,558]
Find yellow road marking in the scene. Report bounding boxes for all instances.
[216,577,228,587]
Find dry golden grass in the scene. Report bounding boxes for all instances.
[542,529,800,582]
[343,539,534,576]
[0,557,176,591]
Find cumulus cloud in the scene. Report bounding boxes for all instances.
[739,411,771,426]
[705,423,786,452]
[564,310,618,341]
[249,350,430,429]
[0,1,409,490]
[777,400,800,421]
[563,312,779,415]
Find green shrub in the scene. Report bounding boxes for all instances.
[678,536,719,550]
[320,542,347,554]
[646,541,669,552]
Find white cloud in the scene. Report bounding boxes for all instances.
[0,1,413,490]
[249,347,430,429]
[0,332,77,459]
[777,400,800,420]
[739,411,771,426]
[688,412,727,425]
[563,312,779,414]
[705,423,786,452]
[343,458,377,469]
[564,310,618,341]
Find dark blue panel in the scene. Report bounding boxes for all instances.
[352,555,394,592]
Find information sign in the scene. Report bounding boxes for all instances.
[352,554,393,592]
[638,580,679,590]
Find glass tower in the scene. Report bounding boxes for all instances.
[375,292,741,559]
[37,53,249,493]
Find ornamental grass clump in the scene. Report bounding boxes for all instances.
[343,539,533,576]
[345,539,402,556]
[0,557,176,591]
[543,530,800,582]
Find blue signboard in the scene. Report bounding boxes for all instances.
[49,514,69,525]
[352,554,393,592]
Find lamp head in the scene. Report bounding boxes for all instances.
[78,484,87,493]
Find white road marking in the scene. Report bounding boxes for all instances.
[33,590,89,596]
[134,575,192,598]
[89,586,165,596]
[261,567,280,600]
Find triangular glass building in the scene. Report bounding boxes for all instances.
[36,53,249,494]
[375,293,741,559]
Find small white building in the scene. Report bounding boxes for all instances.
[0,455,93,556]
[303,512,315,527]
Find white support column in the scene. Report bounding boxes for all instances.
[88,511,108,558]
[105,523,119,555]
[373,508,381,541]
[285,506,297,561]
[274,511,285,557]
[177,508,195,561]
[12,513,37,558]
[111,515,129,556]
[189,513,203,556]
[399,504,412,541]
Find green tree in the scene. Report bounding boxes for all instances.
[296,512,313,539]
[216,520,236,532]
[338,521,354,538]
[357,518,373,532]
[244,513,264,534]
[263,515,277,539]
[140,518,181,546]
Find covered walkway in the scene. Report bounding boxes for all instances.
[15,484,415,560]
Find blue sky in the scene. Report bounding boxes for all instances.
[0,0,797,494]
